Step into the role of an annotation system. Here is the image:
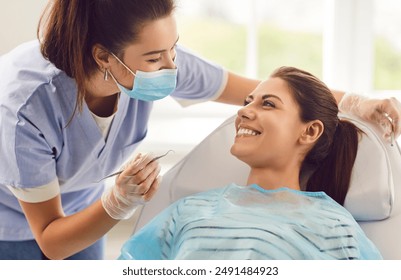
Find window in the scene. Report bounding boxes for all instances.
[176,0,324,79]
[322,0,401,94]
[373,0,401,90]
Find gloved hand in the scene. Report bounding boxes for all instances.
[338,92,401,142]
[101,153,162,220]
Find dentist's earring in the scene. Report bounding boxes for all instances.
[104,69,109,81]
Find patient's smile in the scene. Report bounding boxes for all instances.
[237,126,261,137]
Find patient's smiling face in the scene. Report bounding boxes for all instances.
[231,77,308,169]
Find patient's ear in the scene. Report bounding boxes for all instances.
[299,120,324,145]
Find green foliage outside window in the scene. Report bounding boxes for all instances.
[178,18,400,90]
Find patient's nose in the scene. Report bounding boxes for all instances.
[238,106,256,120]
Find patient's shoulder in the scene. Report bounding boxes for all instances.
[179,185,226,204]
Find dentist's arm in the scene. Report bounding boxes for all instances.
[18,153,161,259]
[216,72,346,106]
[338,92,401,139]
[215,72,260,106]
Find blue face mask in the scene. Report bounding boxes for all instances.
[109,53,177,101]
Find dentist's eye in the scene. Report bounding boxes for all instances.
[147,57,162,63]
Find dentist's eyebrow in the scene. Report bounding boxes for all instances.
[142,36,180,56]
[262,94,284,104]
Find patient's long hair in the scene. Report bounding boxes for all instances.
[271,66,360,205]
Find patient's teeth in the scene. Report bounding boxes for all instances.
[237,127,260,136]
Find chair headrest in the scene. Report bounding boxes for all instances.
[340,113,400,220]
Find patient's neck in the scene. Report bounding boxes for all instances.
[246,166,301,191]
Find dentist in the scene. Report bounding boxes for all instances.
[0,0,400,260]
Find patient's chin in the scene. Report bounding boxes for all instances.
[230,146,251,166]
[229,145,240,158]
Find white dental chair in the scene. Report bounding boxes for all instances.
[133,114,401,259]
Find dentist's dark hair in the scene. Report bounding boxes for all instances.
[37,0,175,113]
[271,66,361,205]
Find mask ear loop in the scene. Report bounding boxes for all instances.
[110,52,136,76]
[106,68,121,85]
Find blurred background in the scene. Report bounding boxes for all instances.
[1,0,400,258]
[1,0,400,169]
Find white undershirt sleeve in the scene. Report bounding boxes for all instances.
[7,178,60,203]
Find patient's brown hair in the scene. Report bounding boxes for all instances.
[271,66,360,205]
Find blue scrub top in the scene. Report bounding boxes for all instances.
[0,40,227,240]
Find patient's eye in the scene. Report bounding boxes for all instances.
[263,99,275,108]
[243,96,253,106]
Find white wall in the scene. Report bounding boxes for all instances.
[0,0,48,55]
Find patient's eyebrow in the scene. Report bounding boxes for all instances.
[262,94,284,104]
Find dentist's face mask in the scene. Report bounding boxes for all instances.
[110,53,177,101]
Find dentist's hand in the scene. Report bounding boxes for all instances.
[339,93,401,142]
[101,153,162,220]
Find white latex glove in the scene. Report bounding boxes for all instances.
[101,153,162,220]
[338,92,401,143]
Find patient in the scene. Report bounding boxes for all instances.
[118,66,382,260]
